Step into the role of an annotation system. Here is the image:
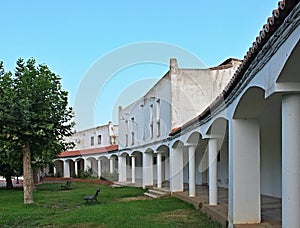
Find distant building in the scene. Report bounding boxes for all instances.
[52,122,118,178]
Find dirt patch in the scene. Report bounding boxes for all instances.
[42,177,112,185]
[116,196,150,202]
[145,208,200,224]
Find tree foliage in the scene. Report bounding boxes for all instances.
[0,58,74,203]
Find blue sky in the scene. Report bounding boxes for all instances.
[0,1,278,130]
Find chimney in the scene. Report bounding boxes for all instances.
[170,58,178,75]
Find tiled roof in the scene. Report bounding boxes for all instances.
[58,145,118,158]
[170,0,299,136]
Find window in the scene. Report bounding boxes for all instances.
[131,132,134,145]
[125,134,128,146]
[131,118,135,145]
[156,99,161,137]
[150,124,153,139]
[97,135,102,145]
[90,136,94,146]
[150,104,153,139]
[125,120,128,146]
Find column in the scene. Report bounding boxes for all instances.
[142,152,153,189]
[209,138,218,205]
[188,145,196,197]
[157,152,162,188]
[110,158,114,174]
[170,146,184,192]
[84,159,90,172]
[63,160,70,178]
[75,161,78,177]
[131,156,136,184]
[53,166,57,176]
[282,94,300,227]
[118,155,127,182]
[98,159,102,178]
[228,119,260,225]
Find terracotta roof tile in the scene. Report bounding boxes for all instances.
[58,145,118,158]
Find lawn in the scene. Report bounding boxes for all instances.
[0,182,221,227]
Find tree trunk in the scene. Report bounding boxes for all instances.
[5,173,13,190]
[23,141,33,204]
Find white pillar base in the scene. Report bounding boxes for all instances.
[157,153,162,188]
[208,139,218,205]
[188,146,196,197]
[131,156,136,184]
[228,119,261,224]
[98,160,102,178]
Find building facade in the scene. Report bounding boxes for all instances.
[50,1,299,227]
[53,122,119,178]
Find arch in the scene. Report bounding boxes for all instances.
[171,139,184,149]
[97,155,109,160]
[120,151,129,157]
[155,144,169,153]
[186,131,202,145]
[109,154,118,159]
[233,86,266,119]
[145,148,154,153]
[276,40,300,83]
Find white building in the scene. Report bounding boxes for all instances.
[53,122,119,178]
[117,58,240,188]
[49,1,299,227]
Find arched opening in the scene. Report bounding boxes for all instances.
[155,145,170,188]
[232,86,282,224]
[131,151,143,186]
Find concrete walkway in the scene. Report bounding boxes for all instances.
[173,185,282,228]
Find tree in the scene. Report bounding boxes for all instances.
[0,58,74,203]
[0,61,22,189]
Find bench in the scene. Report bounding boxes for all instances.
[61,181,72,190]
[84,188,101,203]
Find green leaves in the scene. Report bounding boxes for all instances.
[0,58,75,172]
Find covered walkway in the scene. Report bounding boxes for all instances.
[173,185,281,228]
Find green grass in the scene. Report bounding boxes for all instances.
[0,182,221,227]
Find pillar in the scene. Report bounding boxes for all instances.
[98,159,101,178]
[228,119,260,225]
[110,158,114,174]
[143,152,153,189]
[282,94,300,227]
[188,145,196,197]
[84,159,91,172]
[170,146,184,192]
[118,155,127,182]
[53,166,57,176]
[157,152,162,188]
[131,156,136,184]
[75,161,78,177]
[209,138,218,205]
[63,160,70,178]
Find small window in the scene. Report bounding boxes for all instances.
[150,123,153,139]
[131,118,135,145]
[125,134,128,147]
[97,135,102,145]
[91,136,94,146]
[131,132,134,145]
